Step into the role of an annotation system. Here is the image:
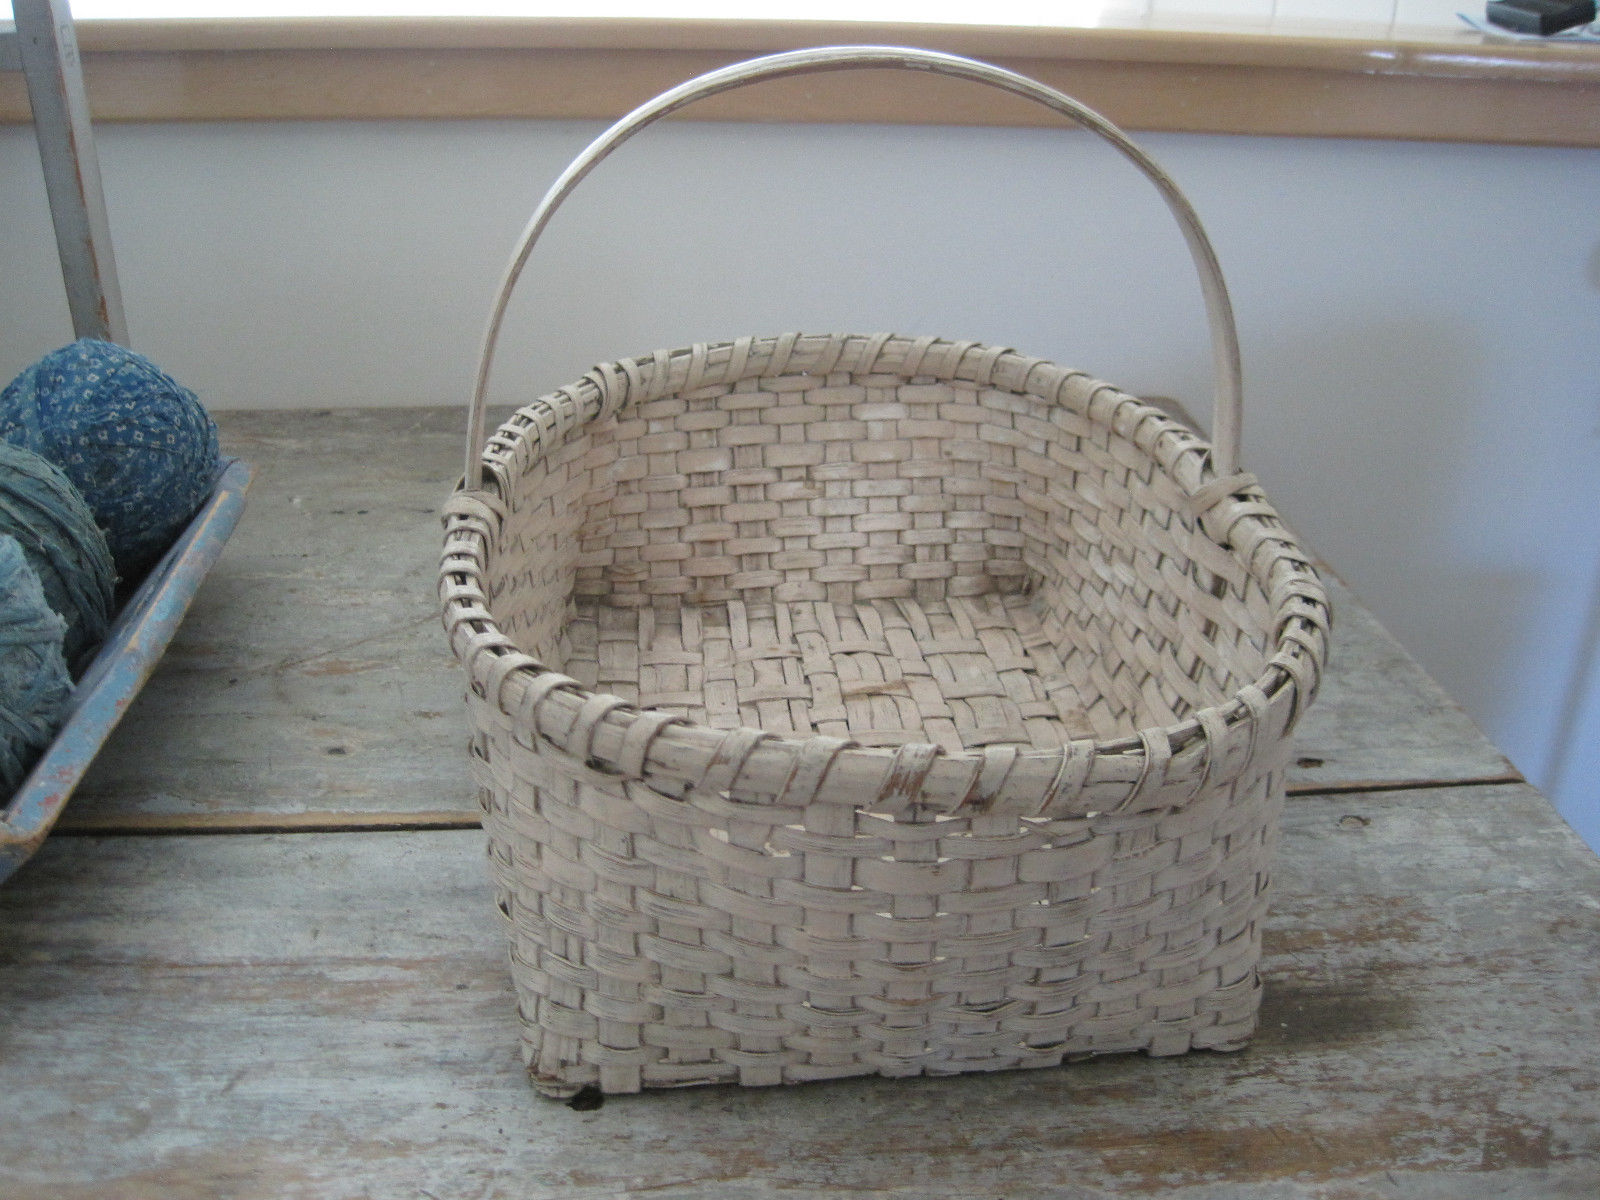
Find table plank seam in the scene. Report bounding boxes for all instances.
[48,772,1528,839]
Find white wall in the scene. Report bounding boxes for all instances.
[3,118,1597,847]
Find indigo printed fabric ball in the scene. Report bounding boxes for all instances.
[0,534,73,796]
[0,441,116,674]
[0,340,220,580]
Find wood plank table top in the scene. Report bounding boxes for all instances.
[2,408,1592,1198]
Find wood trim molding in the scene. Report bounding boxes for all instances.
[3,17,1598,146]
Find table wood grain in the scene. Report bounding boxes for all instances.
[0,409,1588,1197]
[2,783,1595,1198]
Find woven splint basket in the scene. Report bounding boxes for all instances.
[441,47,1331,1097]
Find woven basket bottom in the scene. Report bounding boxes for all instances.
[561,592,1133,751]
[486,591,1283,1095]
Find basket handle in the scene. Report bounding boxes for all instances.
[466,45,1243,489]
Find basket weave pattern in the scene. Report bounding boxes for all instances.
[441,332,1329,1095]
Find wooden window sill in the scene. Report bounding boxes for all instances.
[2,16,1598,146]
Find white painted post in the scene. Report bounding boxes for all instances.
[7,0,128,345]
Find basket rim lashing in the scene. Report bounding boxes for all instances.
[438,46,1333,1092]
[441,330,1328,822]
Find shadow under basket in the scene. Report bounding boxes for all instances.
[440,332,1330,1096]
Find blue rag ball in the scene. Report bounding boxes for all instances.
[0,533,73,797]
[0,441,116,674]
[0,340,220,579]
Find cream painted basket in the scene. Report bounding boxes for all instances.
[440,47,1331,1097]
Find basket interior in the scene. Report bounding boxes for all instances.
[481,344,1274,746]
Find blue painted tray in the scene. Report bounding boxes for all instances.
[0,458,254,881]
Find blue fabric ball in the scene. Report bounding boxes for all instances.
[0,441,116,674]
[0,340,220,579]
[0,534,72,796]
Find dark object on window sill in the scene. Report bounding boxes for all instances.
[1485,0,1597,35]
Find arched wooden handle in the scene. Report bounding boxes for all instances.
[466,45,1243,488]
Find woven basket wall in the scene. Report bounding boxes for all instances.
[440,331,1330,1096]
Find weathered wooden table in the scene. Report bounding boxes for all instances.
[2,409,1595,1198]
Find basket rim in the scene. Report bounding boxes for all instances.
[441,332,1331,822]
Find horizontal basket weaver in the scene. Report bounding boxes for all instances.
[440,49,1331,1097]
